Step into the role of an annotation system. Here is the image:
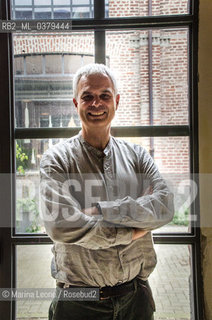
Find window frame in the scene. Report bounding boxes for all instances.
[0,0,203,319]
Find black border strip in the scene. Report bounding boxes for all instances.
[71,15,192,30]
[11,234,197,245]
[15,125,189,139]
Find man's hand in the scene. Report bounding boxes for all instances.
[82,208,148,240]
[142,185,153,196]
[132,229,148,240]
[82,207,99,216]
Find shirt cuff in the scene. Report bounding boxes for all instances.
[116,227,133,245]
[97,201,121,223]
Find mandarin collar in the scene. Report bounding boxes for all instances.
[78,130,112,157]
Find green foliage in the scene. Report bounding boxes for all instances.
[16,198,41,233]
[171,209,189,226]
[16,143,28,174]
[16,198,38,215]
[26,221,41,233]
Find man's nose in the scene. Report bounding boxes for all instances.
[92,96,101,107]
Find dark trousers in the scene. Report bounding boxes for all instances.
[49,278,155,320]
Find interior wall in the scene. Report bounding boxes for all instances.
[198,0,212,319]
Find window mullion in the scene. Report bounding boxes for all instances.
[94,31,105,64]
[94,0,105,64]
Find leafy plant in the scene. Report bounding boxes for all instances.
[16,198,38,214]
[16,143,28,174]
[171,209,189,226]
[16,198,41,233]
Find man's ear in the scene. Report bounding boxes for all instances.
[115,94,120,111]
[73,98,78,110]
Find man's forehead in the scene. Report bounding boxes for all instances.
[78,73,114,91]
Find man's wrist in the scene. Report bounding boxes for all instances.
[95,203,102,215]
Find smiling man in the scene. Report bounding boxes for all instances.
[40,63,174,320]
[73,68,120,151]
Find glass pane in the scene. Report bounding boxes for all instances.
[15,136,192,234]
[54,8,71,19]
[119,136,191,233]
[15,245,192,320]
[149,245,192,319]
[34,8,51,19]
[106,28,189,126]
[54,0,70,4]
[64,54,82,74]
[15,138,67,234]
[14,57,24,75]
[45,55,62,74]
[34,0,51,5]
[15,9,32,19]
[15,0,32,5]
[107,0,189,17]
[72,0,90,4]
[13,33,94,128]
[16,245,55,319]
[26,55,42,75]
[72,6,91,18]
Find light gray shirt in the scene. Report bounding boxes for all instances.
[40,132,174,287]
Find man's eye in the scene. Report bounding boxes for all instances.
[82,95,93,101]
[101,94,111,100]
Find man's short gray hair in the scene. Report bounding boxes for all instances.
[73,63,118,99]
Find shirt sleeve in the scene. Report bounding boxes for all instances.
[98,148,174,230]
[40,151,133,250]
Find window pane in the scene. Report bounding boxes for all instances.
[14,57,24,75]
[26,55,43,75]
[72,0,90,4]
[34,8,51,19]
[106,28,189,126]
[53,0,70,4]
[13,33,94,128]
[34,0,51,5]
[15,135,193,234]
[45,55,62,74]
[64,54,82,74]
[16,245,55,319]
[72,6,91,18]
[15,0,32,5]
[107,0,189,17]
[15,9,32,19]
[120,136,191,233]
[149,245,192,319]
[15,245,192,319]
[54,8,71,19]
[15,138,67,234]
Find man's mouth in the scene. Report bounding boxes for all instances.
[88,111,106,117]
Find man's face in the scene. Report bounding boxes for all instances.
[73,73,120,131]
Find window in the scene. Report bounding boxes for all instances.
[11,0,100,19]
[0,0,203,319]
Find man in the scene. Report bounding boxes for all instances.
[40,63,174,320]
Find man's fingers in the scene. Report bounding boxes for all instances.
[82,207,99,216]
[132,229,148,240]
[142,185,153,196]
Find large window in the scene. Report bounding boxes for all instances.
[0,0,203,319]
[12,0,95,19]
